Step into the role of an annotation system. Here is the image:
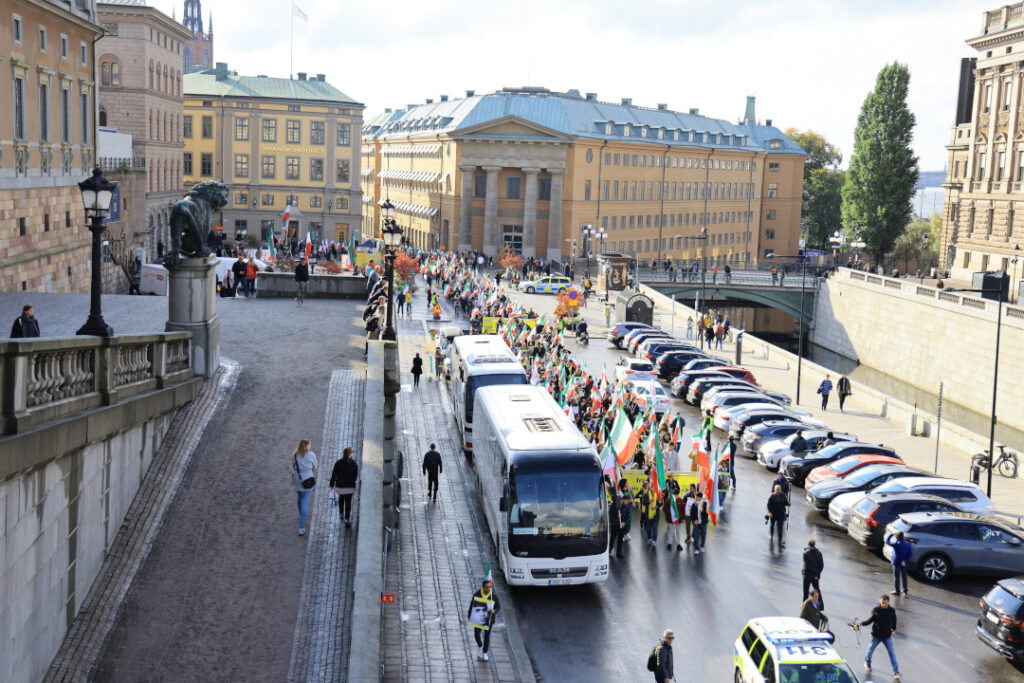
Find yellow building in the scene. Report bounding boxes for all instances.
[362,88,805,267]
[183,63,363,248]
[942,2,1024,293]
[0,0,102,292]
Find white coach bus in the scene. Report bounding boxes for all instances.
[449,335,528,451]
[472,385,609,586]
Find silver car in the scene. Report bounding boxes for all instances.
[883,511,1024,582]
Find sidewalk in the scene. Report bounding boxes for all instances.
[381,281,532,683]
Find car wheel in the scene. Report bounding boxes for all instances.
[526,287,535,293]
[920,553,950,582]
[734,668,744,683]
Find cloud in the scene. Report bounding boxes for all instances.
[152,0,995,171]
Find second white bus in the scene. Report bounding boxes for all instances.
[448,335,528,451]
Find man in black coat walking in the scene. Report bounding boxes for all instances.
[329,446,359,527]
[422,444,443,502]
[652,629,674,683]
[802,538,825,606]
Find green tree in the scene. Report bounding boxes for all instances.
[891,215,940,273]
[785,128,844,247]
[841,62,919,263]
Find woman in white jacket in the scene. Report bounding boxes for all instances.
[290,439,318,535]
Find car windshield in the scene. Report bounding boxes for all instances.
[832,458,865,475]
[631,362,654,371]
[778,661,859,683]
[508,468,608,557]
[655,387,668,397]
[845,467,900,486]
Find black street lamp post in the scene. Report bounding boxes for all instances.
[380,200,403,341]
[77,167,116,337]
[767,252,809,404]
[696,226,708,349]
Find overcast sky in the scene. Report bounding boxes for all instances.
[154,0,1000,172]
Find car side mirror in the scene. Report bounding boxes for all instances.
[1010,537,1022,546]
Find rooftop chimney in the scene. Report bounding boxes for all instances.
[657,103,667,111]
[689,108,699,115]
[621,97,632,106]
[440,94,448,102]
[214,62,228,80]
[466,89,475,97]
[585,92,597,101]
[315,73,325,81]
[425,98,433,104]
[297,72,307,81]
[765,118,772,127]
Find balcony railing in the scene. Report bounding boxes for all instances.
[96,156,147,172]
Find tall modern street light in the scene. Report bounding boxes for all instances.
[380,199,403,341]
[580,224,606,277]
[77,167,116,337]
[766,251,809,404]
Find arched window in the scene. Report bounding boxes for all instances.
[111,62,120,86]
[101,62,110,86]
[149,60,154,89]
[156,62,161,91]
[99,109,107,126]
[163,65,168,92]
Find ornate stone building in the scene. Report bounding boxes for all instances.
[181,0,212,73]
[943,2,1024,293]
[0,0,102,293]
[97,0,190,262]
[361,88,805,266]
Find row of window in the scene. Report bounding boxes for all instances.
[230,192,351,212]
[982,79,1015,115]
[606,236,753,258]
[12,211,74,237]
[599,180,773,202]
[183,116,352,146]
[471,174,552,200]
[12,15,85,64]
[601,212,757,233]
[602,152,758,173]
[12,75,89,145]
[969,150,1024,182]
[185,153,351,183]
[963,204,1016,238]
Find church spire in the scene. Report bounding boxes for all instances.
[183,0,204,36]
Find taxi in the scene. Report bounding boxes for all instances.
[734,616,860,683]
[518,275,572,294]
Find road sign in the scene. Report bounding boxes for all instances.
[381,593,395,604]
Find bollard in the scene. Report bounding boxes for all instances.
[735,333,743,365]
[970,464,981,485]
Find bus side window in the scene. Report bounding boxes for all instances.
[500,479,510,512]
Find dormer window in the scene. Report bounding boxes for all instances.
[768,139,782,150]
[623,123,631,137]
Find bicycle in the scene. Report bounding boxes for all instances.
[972,445,1019,479]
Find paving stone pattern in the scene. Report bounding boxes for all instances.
[381,309,526,683]
[43,361,240,682]
[287,369,365,682]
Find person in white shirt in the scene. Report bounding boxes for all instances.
[290,439,318,535]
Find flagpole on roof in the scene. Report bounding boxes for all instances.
[289,0,293,79]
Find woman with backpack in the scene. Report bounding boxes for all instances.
[290,439,318,536]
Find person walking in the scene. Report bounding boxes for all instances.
[856,594,901,679]
[686,316,693,340]
[886,530,912,596]
[681,483,697,543]
[692,491,708,554]
[245,256,259,299]
[663,483,684,551]
[294,259,310,306]
[618,478,634,542]
[650,629,674,683]
[639,481,659,549]
[800,589,828,632]
[604,302,612,328]
[405,288,413,315]
[467,577,501,661]
[837,374,852,412]
[422,443,443,503]
[411,353,424,387]
[232,254,248,297]
[767,484,790,547]
[290,439,318,536]
[10,304,40,338]
[725,436,738,489]
[802,538,824,605]
[817,374,833,410]
[329,446,358,527]
[608,478,628,558]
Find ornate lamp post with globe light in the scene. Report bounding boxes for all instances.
[77,167,117,337]
[380,199,404,341]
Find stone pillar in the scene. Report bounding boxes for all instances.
[483,165,501,255]
[522,167,540,258]
[546,168,566,263]
[458,164,474,253]
[165,255,220,378]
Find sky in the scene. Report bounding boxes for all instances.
[153,0,1002,172]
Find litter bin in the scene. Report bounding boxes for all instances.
[970,463,981,485]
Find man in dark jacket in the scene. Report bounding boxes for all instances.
[10,305,40,338]
[802,538,825,605]
[422,444,443,503]
[886,531,913,596]
[837,374,852,411]
[652,629,674,683]
[329,446,359,527]
[767,484,790,547]
[789,430,808,455]
[231,255,248,297]
[799,589,827,631]
[856,594,900,678]
[294,260,310,306]
[608,477,626,558]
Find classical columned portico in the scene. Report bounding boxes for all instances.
[458,164,474,253]
[482,166,501,254]
[546,168,565,263]
[522,167,540,258]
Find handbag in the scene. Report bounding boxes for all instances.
[294,454,316,490]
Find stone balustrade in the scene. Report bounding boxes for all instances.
[0,332,193,435]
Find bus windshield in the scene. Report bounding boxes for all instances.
[466,373,527,422]
[508,466,607,558]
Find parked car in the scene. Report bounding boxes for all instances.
[805,464,928,513]
[607,322,650,348]
[847,492,965,547]
[739,420,808,455]
[680,357,726,372]
[780,442,898,487]
[977,577,1024,662]
[614,358,658,383]
[687,377,757,405]
[729,409,807,440]
[884,512,1024,582]
[757,430,858,471]
[624,380,671,415]
[518,275,572,294]
[702,389,785,416]
[639,341,696,361]
[670,369,736,398]
[720,402,822,433]
[805,454,904,487]
[627,330,673,355]
[868,476,995,515]
[621,327,660,351]
[655,350,711,380]
[702,365,758,385]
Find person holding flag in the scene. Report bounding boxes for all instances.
[662,480,684,551]
[467,572,501,661]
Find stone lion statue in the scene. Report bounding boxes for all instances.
[164,181,229,266]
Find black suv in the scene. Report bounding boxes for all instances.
[978,577,1024,663]
[656,350,710,380]
[848,492,964,548]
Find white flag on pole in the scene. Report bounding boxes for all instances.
[292,1,308,21]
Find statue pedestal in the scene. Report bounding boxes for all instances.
[165,255,220,378]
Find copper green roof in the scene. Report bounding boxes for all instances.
[183,68,361,105]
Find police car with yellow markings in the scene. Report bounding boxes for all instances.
[734,616,860,683]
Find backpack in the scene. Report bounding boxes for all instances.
[646,646,658,672]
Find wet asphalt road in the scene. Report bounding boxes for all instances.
[488,290,1024,683]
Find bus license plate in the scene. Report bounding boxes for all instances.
[549,578,573,585]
